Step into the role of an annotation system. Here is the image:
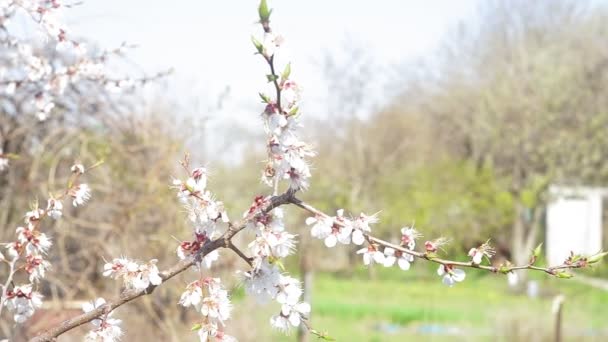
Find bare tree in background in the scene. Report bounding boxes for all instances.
[417,0,608,280]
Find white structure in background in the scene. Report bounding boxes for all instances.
[546,186,604,266]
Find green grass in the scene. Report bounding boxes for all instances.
[231,267,608,341]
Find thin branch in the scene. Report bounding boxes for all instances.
[227,241,254,266]
[288,196,587,276]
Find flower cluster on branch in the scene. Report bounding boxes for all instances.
[1,163,93,323]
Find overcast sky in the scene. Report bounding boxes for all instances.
[65,0,480,160]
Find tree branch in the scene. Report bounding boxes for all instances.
[288,196,588,276]
[29,190,296,342]
[227,241,254,266]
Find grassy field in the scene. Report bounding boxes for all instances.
[230,265,608,341]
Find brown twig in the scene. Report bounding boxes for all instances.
[288,196,586,276]
[227,241,254,266]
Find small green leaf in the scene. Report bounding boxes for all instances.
[258,0,271,21]
[288,106,299,116]
[266,74,279,83]
[555,271,573,279]
[267,256,285,270]
[191,323,202,331]
[588,251,608,264]
[310,329,336,341]
[259,92,271,103]
[251,36,263,54]
[282,62,291,80]
[425,252,438,260]
[533,243,543,258]
[498,266,511,274]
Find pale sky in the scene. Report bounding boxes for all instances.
[65,0,480,160]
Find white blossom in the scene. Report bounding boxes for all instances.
[351,212,379,245]
[306,215,332,240]
[70,183,91,207]
[261,32,283,57]
[25,254,52,282]
[132,259,163,290]
[239,260,281,303]
[469,249,484,265]
[103,257,162,290]
[437,265,466,287]
[83,298,122,342]
[71,164,85,174]
[196,322,237,342]
[3,284,43,323]
[383,247,413,271]
[275,275,302,305]
[356,245,385,266]
[16,226,52,255]
[202,250,219,269]
[280,80,300,107]
[198,278,232,324]
[46,198,63,219]
[24,208,43,225]
[5,242,20,260]
[270,302,310,332]
[401,226,421,250]
[179,281,203,308]
[468,241,495,265]
[306,210,353,248]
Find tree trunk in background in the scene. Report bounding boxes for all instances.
[511,202,528,285]
[298,248,313,342]
[511,201,543,286]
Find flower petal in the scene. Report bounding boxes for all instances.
[397,257,411,271]
[324,235,337,248]
[451,268,466,282]
[442,275,455,287]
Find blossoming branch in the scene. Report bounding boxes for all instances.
[2,1,605,342]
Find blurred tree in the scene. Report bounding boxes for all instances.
[308,0,608,281]
[407,0,608,275]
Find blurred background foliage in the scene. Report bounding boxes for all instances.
[2,0,608,341]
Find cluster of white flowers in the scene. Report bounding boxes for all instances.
[176,231,219,269]
[173,167,228,269]
[0,164,92,322]
[0,1,145,123]
[239,259,310,333]
[179,278,236,342]
[1,0,79,119]
[305,210,379,248]
[102,258,162,291]
[247,208,296,260]
[170,164,240,340]
[82,298,123,342]
[270,302,311,333]
[255,28,315,192]
[2,284,43,323]
[236,188,310,333]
